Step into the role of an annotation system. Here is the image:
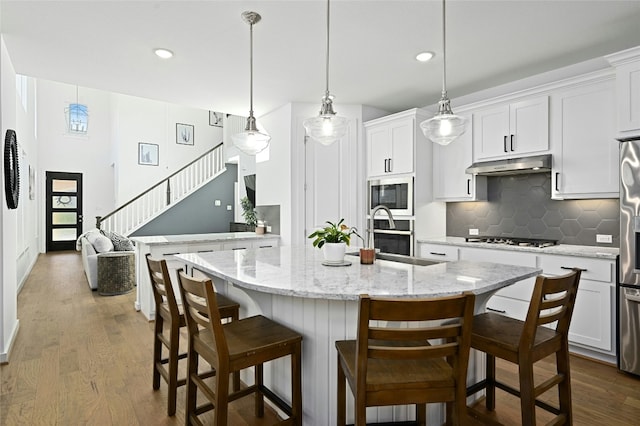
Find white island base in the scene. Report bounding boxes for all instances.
[177,246,541,425]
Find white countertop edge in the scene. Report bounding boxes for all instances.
[130,232,279,246]
[417,237,619,259]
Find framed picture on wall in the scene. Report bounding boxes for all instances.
[138,142,159,166]
[209,111,224,127]
[176,123,194,145]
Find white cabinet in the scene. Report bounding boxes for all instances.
[473,96,549,161]
[539,254,615,353]
[433,114,488,201]
[365,109,429,178]
[606,46,640,139]
[551,75,619,199]
[418,243,459,262]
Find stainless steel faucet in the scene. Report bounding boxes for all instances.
[368,205,396,250]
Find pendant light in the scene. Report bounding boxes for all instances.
[420,0,467,146]
[303,0,348,146]
[232,11,271,156]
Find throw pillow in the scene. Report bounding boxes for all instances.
[87,232,114,253]
[101,230,135,251]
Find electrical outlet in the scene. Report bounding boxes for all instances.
[266,226,272,233]
[596,234,612,243]
[214,199,221,206]
[469,228,479,236]
[227,205,232,211]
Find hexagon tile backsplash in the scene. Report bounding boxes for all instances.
[446,173,620,247]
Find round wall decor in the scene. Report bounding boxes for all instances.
[4,129,20,209]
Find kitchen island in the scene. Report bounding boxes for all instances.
[130,232,279,320]
[175,246,541,425]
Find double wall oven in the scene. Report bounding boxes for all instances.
[368,177,414,256]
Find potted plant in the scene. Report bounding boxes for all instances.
[240,196,258,231]
[308,219,363,264]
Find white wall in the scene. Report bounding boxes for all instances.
[1,35,19,363]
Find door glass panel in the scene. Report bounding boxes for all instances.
[52,228,77,241]
[52,212,77,225]
[52,195,77,208]
[52,179,77,192]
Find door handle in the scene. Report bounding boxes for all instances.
[510,134,515,151]
[467,179,471,195]
[384,159,388,173]
[503,135,508,152]
[555,172,560,192]
[388,158,392,172]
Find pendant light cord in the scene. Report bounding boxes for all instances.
[249,19,254,118]
[325,0,331,98]
[441,0,447,98]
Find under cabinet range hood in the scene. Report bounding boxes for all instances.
[465,154,552,176]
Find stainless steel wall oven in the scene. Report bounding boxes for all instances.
[372,219,413,256]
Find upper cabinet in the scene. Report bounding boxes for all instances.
[551,73,618,199]
[433,113,487,201]
[473,96,549,161]
[606,46,640,139]
[365,109,429,179]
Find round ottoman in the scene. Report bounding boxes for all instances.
[97,252,135,296]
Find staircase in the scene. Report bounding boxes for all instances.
[96,142,226,236]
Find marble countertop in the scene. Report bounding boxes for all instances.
[130,232,279,246]
[174,246,541,301]
[416,236,619,259]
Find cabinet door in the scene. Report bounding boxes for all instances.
[367,125,391,177]
[509,96,549,155]
[434,114,486,200]
[388,118,414,175]
[567,279,613,351]
[473,104,510,160]
[552,79,618,198]
[615,61,640,135]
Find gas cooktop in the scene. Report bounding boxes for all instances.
[465,236,558,248]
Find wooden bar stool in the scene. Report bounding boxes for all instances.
[177,270,303,426]
[467,268,582,426]
[335,292,476,426]
[145,254,240,417]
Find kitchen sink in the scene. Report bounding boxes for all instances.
[346,251,440,266]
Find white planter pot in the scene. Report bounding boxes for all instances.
[322,242,347,264]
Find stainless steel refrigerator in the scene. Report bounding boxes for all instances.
[619,138,640,376]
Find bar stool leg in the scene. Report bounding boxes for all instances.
[255,363,265,417]
[167,323,179,416]
[185,344,199,425]
[486,353,496,410]
[214,369,230,426]
[518,355,536,426]
[557,340,573,424]
[152,317,163,390]
[292,341,303,426]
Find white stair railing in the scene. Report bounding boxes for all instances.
[96,142,225,236]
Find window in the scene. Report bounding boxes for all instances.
[66,103,89,134]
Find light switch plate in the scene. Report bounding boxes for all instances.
[596,234,612,243]
[469,228,479,236]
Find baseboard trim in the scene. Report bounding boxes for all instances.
[0,319,21,364]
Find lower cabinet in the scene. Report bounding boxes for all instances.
[417,242,617,362]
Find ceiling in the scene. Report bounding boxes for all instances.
[2,0,640,117]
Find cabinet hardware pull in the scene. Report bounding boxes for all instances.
[503,135,508,152]
[467,179,471,195]
[510,134,514,151]
[259,245,273,248]
[429,251,446,256]
[232,247,247,250]
[561,266,587,272]
[384,159,388,173]
[555,172,560,191]
[388,158,392,172]
[487,307,506,314]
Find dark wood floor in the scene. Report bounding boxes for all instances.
[1,251,639,425]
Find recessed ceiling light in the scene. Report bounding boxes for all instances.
[154,48,174,59]
[416,51,435,62]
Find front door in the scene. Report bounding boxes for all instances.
[46,171,83,251]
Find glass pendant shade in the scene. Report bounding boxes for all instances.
[304,0,347,146]
[233,11,270,156]
[303,95,348,145]
[420,97,467,146]
[232,115,271,155]
[420,0,467,146]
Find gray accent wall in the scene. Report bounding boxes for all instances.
[131,164,237,236]
[446,173,620,247]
